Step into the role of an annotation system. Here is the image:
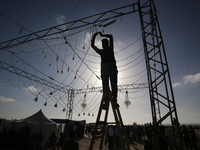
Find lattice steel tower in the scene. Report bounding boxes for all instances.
[138,0,182,149]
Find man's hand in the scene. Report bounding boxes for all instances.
[99,32,103,36]
[94,32,98,36]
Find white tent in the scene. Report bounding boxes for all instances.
[21,109,56,124]
[21,110,64,147]
[0,110,64,148]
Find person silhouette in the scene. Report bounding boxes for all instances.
[91,32,119,108]
[63,130,79,150]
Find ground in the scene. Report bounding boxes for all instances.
[77,128,200,150]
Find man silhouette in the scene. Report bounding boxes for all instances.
[91,32,119,108]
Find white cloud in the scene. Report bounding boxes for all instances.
[183,73,200,84]
[173,73,200,88]
[56,15,66,25]
[24,86,39,93]
[0,96,15,102]
[172,82,182,88]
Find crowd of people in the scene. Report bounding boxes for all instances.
[0,123,80,150]
[94,123,199,150]
[0,121,199,150]
[181,125,198,150]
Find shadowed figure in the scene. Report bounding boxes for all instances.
[63,130,79,150]
[91,32,119,108]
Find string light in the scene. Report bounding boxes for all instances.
[19,28,23,34]
[34,96,38,102]
[44,101,47,106]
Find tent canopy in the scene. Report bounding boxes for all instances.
[21,109,56,124]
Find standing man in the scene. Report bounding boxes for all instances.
[91,32,119,108]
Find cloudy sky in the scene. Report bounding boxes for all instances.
[0,0,200,125]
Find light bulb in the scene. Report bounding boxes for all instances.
[19,28,23,34]
[54,103,58,107]
[34,97,38,102]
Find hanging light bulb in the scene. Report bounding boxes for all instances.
[42,51,44,55]
[61,70,63,74]
[34,96,38,102]
[49,64,51,67]
[67,67,70,72]
[49,92,53,95]
[74,75,76,79]
[62,108,66,112]
[78,113,80,116]
[81,94,87,109]
[16,60,19,64]
[83,112,85,115]
[92,114,94,117]
[88,113,90,116]
[72,56,75,61]
[124,91,131,108]
[54,103,58,108]
[19,28,23,34]
[44,101,47,106]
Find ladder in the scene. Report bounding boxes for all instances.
[89,89,130,150]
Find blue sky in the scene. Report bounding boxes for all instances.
[0,0,200,125]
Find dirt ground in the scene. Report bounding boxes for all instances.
[78,133,144,150]
[77,128,200,150]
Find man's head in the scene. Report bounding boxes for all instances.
[102,38,109,49]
